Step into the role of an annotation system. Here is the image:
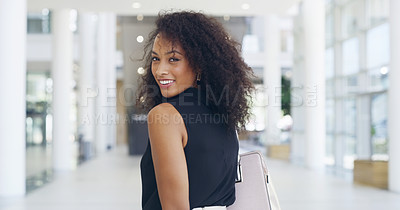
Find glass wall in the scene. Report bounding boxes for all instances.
[26,73,52,146]
[371,93,388,160]
[26,72,53,192]
[325,4,336,166]
[323,0,389,173]
[27,9,79,34]
[25,69,80,192]
[27,10,51,34]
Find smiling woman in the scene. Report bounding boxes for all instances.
[136,11,255,210]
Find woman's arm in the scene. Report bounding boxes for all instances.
[147,103,190,210]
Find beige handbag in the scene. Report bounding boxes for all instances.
[227,151,281,210]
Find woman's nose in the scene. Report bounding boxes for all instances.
[155,61,169,76]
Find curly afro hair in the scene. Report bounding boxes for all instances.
[136,11,255,131]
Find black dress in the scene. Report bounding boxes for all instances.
[140,87,239,210]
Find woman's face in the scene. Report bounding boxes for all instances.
[151,34,196,98]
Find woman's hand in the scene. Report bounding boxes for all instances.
[147,103,190,210]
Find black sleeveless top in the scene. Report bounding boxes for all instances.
[140,87,239,210]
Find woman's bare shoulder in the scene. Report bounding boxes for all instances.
[147,103,181,123]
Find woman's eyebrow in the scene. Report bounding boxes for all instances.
[152,50,183,56]
[165,50,183,55]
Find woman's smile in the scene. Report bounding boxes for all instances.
[158,79,176,89]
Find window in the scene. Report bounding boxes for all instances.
[326,80,335,98]
[326,13,335,47]
[321,0,390,174]
[366,0,389,27]
[371,93,388,160]
[366,23,389,69]
[343,98,357,169]
[342,37,359,76]
[27,11,51,34]
[341,0,364,38]
[367,67,389,91]
[365,23,389,91]
[326,48,335,78]
[326,99,335,165]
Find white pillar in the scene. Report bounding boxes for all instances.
[263,15,282,145]
[52,9,76,171]
[96,13,117,154]
[303,0,326,170]
[106,14,117,150]
[78,13,97,159]
[388,0,400,193]
[290,67,306,165]
[290,14,306,166]
[0,0,26,197]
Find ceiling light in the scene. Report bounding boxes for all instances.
[223,15,230,21]
[241,3,250,10]
[137,67,145,75]
[285,70,293,79]
[137,35,144,43]
[132,2,141,9]
[380,66,388,75]
[42,8,49,16]
[137,14,144,21]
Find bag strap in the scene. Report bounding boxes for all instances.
[235,130,242,183]
[267,178,282,210]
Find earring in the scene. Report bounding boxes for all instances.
[196,74,201,86]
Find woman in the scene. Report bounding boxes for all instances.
[137,11,254,210]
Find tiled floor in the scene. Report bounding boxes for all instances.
[1,143,400,210]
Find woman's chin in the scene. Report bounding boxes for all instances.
[160,89,177,98]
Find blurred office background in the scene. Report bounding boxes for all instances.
[1,0,400,209]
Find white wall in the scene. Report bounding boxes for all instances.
[27,34,80,62]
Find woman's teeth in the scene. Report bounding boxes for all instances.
[160,80,174,85]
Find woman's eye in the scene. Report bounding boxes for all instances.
[169,58,180,62]
[151,57,159,61]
